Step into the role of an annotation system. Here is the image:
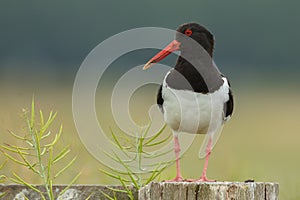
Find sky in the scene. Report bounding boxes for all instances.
[0,0,299,88]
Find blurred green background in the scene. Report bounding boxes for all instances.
[1,0,300,199]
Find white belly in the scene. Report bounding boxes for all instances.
[162,77,229,134]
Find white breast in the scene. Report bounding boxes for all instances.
[162,73,230,135]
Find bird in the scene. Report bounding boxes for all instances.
[143,22,234,182]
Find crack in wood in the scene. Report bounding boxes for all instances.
[195,184,200,200]
[264,184,267,200]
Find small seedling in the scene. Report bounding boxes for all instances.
[1,98,80,200]
[0,158,6,183]
[100,124,174,199]
[0,158,7,198]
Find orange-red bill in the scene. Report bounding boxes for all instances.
[143,40,181,70]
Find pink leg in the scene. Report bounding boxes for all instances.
[165,135,184,182]
[198,137,214,181]
[187,137,215,182]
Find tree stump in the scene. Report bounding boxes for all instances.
[0,182,279,199]
[139,182,279,200]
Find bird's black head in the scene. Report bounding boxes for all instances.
[143,22,215,70]
[176,22,215,56]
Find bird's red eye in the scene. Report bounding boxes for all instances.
[184,29,193,36]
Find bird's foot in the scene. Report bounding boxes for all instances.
[164,175,185,182]
[186,176,216,182]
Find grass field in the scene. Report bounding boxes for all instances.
[0,83,299,199]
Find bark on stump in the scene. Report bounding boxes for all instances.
[139,182,279,200]
[0,182,279,200]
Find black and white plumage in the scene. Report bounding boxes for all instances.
[143,22,234,182]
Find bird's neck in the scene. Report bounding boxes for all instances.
[176,45,213,65]
[174,53,213,71]
[173,51,223,93]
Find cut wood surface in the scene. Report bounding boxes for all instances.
[0,182,279,200]
[139,182,279,200]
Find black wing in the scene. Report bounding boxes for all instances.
[225,88,234,118]
[222,75,234,119]
[157,84,164,112]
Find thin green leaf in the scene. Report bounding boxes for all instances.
[3,152,27,166]
[145,133,172,147]
[110,128,124,150]
[8,130,26,140]
[100,191,116,200]
[112,152,134,175]
[41,131,51,140]
[109,141,131,157]
[101,163,132,176]
[118,177,134,200]
[143,148,173,159]
[112,153,140,190]
[25,140,34,147]
[47,147,53,182]
[108,129,132,158]
[105,186,128,193]
[118,132,136,147]
[41,147,47,156]
[144,124,166,145]
[127,171,139,189]
[145,164,168,184]
[21,193,30,200]
[3,143,33,151]
[0,159,7,170]
[30,98,35,129]
[11,172,42,194]
[33,124,41,158]
[58,172,81,196]
[0,175,6,183]
[39,110,48,138]
[1,145,30,155]
[54,156,77,178]
[39,110,44,127]
[44,132,59,148]
[0,191,6,198]
[48,179,54,200]
[84,192,95,200]
[141,122,152,138]
[103,150,135,165]
[44,125,62,148]
[43,112,57,132]
[16,147,39,174]
[99,168,130,182]
[52,146,70,164]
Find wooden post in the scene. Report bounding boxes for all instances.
[0,184,138,200]
[0,182,279,199]
[139,182,279,200]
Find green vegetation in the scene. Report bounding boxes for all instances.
[0,159,6,183]
[0,158,7,198]
[100,124,172,199]
[1,99,79,200]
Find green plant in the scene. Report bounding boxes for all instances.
[1,99,79,200]
[0,158,7,198]
[0,159,6,183]
[100,124,173,199]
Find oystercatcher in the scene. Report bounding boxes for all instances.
[143,22,234,181]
